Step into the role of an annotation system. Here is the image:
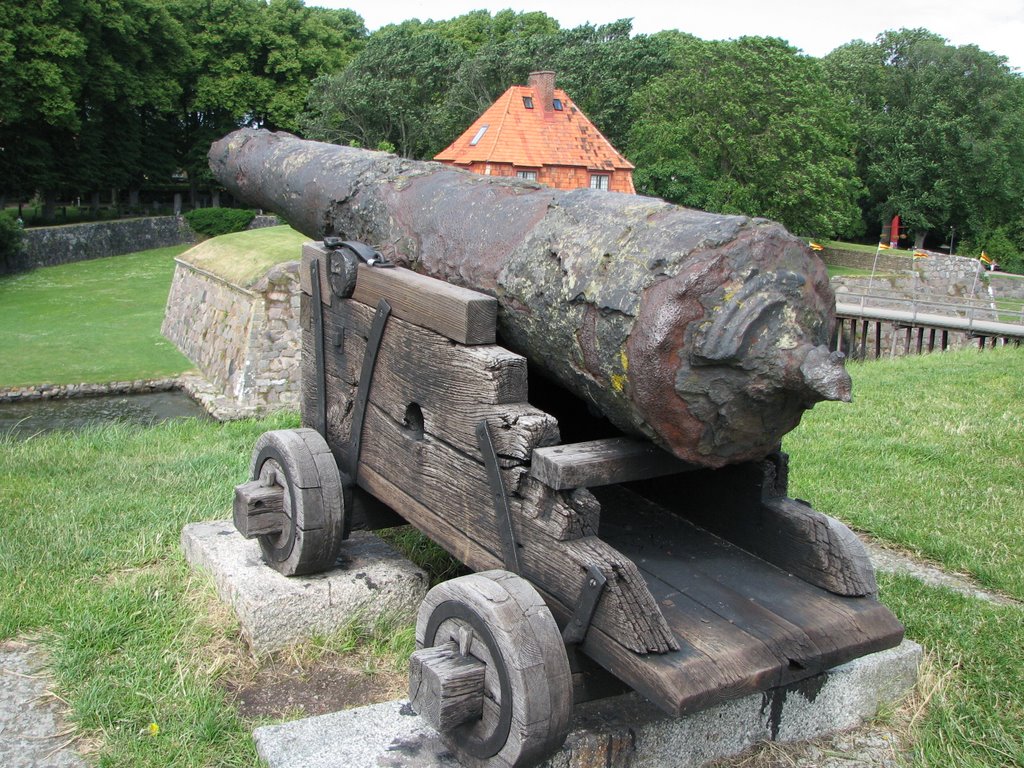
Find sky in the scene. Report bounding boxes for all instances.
[314,0,1024,71]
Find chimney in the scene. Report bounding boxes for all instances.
[528,70,555,112]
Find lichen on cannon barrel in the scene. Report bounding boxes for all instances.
[209,128,850,468]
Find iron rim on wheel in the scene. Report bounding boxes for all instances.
[248,428,345,576]
[412,570,572,768]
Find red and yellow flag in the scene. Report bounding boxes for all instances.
[980,251,993,265]
[913,250,928,259]
[808,241,824,252]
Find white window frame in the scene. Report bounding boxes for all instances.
[516,170,538,181]
[590,174,610,190]
[469,125,489,146]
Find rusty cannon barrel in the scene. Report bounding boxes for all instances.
[210,128,850,468]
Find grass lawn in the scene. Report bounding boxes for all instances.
[785,347,1023,599]
[784,347,1023,766]
[180,225,306,287]
[0,226,308,389]
[0,349,1020,765]
[0,247,193,388]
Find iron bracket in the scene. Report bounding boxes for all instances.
[476,420,521,574]
[309,257,328,437]
[342,298,392,538]
[562,563,608,644]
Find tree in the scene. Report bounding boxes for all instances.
[302,21,465,158]
[627,36,864,237]
[825,29,1024,247]
[169,0,365,194]
[0,1,189,217]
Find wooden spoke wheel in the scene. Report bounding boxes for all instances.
[410,570,572,768]
[248,428,345,576]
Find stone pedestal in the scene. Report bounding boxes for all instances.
[182,520,428,653]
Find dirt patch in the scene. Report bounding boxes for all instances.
[223,657,405,720]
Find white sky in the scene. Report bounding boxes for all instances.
[313,0,1024,71]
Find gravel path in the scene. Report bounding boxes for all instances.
[0,640,86,768]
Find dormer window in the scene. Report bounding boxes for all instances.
[469,125,489,146]
[552,99,563,111]
[523,96,534,109]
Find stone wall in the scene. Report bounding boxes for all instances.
[5,213,282,276]
[162,258,301,414]
[818,247,910,273]
[10,216,195,274]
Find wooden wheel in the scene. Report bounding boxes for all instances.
[246,428,345,576]
[410,570,572,768]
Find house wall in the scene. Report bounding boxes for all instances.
[456,161,634,193]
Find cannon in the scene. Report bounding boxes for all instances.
[211,129,851,469]
[219,133,904,767]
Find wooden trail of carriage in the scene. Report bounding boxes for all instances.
[231,241,904,768]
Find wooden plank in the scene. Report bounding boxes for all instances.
[598,488,902,671]
[530,437,697,490]
[301,295,559,464]
[232,480,286,538]
[597,486,824,668]
[301,240,497,344]
[300,242,333,305]
[586,488,904,716]
[631,461,878,597]
[351,406,676,654]
[353,263,497,345]
[408,642,486,732]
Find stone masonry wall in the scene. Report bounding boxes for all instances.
[10,216,196,274]
[6,213,282,276]
[162,259,301,413]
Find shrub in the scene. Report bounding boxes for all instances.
[184,208,256,238]
[0,212,24,272]
[962,226,1023,275]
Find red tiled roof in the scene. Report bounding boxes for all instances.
[434,85,634,172]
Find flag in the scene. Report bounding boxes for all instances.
[878,242,891,250]
[980,251,993,265]
[913,250,928,259]
[808,241,824,251]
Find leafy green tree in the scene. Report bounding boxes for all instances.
[627,36,864,237]
[169,0,365,192]
[825,29,1024,247]
[0,1,89,207]
[0,0,189,219]
[302,21,465,158]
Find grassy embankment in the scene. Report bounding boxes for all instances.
[0,226,306,389]
[785,348,1023,767]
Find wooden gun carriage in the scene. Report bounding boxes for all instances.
[232,240,904,768]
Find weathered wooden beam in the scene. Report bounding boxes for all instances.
[530,437,697,490]
[408,642,486,732]
[301,242,497,345]
[212,129,851,469]
[301,295,559,465]
[232,480,287,538]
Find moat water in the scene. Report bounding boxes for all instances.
[0,390,211,438]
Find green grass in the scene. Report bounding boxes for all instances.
[0,247,193,388]
[785,346,1024,599]
[1,323,1020,764]
[784,347,1024,764]
[0,414,301,766]
[181,225,306,287]
[821,238,917,255]
[877,574,1024,766]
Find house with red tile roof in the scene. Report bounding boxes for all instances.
[434,71,635,194]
